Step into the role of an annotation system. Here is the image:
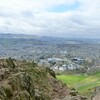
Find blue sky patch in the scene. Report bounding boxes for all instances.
[49,2,80,12]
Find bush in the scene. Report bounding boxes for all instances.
[6,57,15,69]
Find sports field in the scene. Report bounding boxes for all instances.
[57,72,100,97]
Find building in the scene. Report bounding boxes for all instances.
[71,57,85,64]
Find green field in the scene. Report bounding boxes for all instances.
[57,72,100,97]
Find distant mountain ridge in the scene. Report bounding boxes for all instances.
[0,33,100,44]
[0,33,40,39]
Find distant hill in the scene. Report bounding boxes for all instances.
[0,33,100,44]
[0,33,40,39]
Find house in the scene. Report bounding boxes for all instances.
[71,57,85,64]
[47,58,63,66]
[51,65,67,71]
[47,58,63,62]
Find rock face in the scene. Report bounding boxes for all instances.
[0,58,89,100]
[92,87,100,100]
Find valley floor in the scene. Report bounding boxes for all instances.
[57,72,100,97]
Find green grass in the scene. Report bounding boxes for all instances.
[57,74,87,87]
[57,72,100,97]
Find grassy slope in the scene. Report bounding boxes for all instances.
[57,72,100,97]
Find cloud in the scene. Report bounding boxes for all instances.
[0,0,100,38]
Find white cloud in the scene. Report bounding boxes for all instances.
[0,0,100,38]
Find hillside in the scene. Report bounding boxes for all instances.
[0,58,89,100]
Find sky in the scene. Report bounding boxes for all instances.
[0,0,100,38]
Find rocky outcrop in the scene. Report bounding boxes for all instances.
[0,58,89,100]
[0,58,70,100]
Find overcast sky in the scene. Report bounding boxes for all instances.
[0,0,100,38]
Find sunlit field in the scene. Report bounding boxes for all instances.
[57,72,100,97]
